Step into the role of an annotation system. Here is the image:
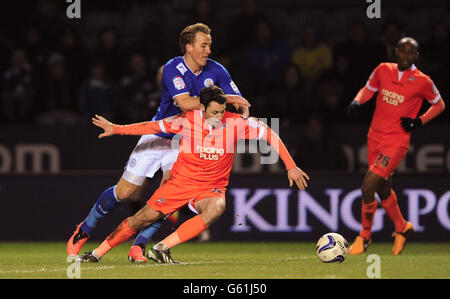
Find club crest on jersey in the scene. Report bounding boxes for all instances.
[173,76,186,90]
[128,158,137,168]
[381,88,404,106]
[204,78,214,87]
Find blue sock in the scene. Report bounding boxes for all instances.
[81,185,119,235]
[133,219,163,247]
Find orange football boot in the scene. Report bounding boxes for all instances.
[128,245,147,263]
[392,222,414,255]
[348,235,372,255]
[67,223,89,256]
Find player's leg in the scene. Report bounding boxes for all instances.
[348,170,383,254]
[69,136,167,257]
[378,175,414,255]
[128,172,172,263]
[67,177,142,256]
[78,204,164,262]
[151,188,226,263]
[349,138,382,255]
[128,146,178,262]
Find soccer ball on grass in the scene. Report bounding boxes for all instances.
[316,233,349,263]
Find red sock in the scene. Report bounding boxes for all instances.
[360,200,377,240]
[380,190,406,233]
[106,218,137,248]
[161,215,208,249]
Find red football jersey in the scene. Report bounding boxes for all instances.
[113,110,296,187]
[365,63,441,147]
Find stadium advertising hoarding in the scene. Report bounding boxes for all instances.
[0,174,448,241]
[214,174,450,242]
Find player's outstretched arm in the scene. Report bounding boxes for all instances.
[242,119,310,190]
[287,167,310,190]
[92,114,173,138]
[92,114,114,138]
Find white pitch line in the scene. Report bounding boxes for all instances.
[0,261,225,275]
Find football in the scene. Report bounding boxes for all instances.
[316,233,349,263]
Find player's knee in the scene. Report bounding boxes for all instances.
[378,185,391,200]
[214,197,226,216]
[361,183,377,202]
[115,180,140,200]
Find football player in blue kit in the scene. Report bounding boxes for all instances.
[67,23,250,262]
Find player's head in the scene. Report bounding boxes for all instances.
[395,37,419,71]
[200,85,227,127]
[179,23,212,68]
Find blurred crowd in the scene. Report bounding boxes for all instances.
[0,0,448,171]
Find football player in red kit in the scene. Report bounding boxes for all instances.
[79,85,309,263]
[347,37,445,255]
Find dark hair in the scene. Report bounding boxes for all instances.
[199,85,226,108]
[179,23,211,54]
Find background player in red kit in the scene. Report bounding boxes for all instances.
[347,37,445,255]
[79,85,310,263]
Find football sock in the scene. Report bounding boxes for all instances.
[95,218,137,258]
[160,215,208,249]
[81,185,119,235]
[360,200,378,240]
[133,219,163,247]
[380,190,406,233]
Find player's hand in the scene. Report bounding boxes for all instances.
[287,167,310,190]
[226,95,251,108]
[347,101,361,119]
[237,105,250,118]
[400,117,422,132]
[92,114,114,138]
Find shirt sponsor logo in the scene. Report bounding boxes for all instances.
[197,145,225,161]
[173,76,186,90]
[381,88,404,106]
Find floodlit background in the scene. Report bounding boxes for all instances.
[0,0,449,242]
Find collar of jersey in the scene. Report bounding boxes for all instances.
[183,56,203,77]
[398,64,417,80]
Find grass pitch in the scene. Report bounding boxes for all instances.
[0,242,449,279]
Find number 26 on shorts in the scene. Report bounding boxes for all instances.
[375,153,390,168]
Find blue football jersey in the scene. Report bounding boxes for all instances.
[152,56,241,138]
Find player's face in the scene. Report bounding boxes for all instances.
[186,32,212,69]
[203,101,226,127]
[395,42,418,71]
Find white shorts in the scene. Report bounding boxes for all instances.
[121,134,179,186]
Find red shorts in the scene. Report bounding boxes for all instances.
[367,138,409,179]
[147,178,226,215]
